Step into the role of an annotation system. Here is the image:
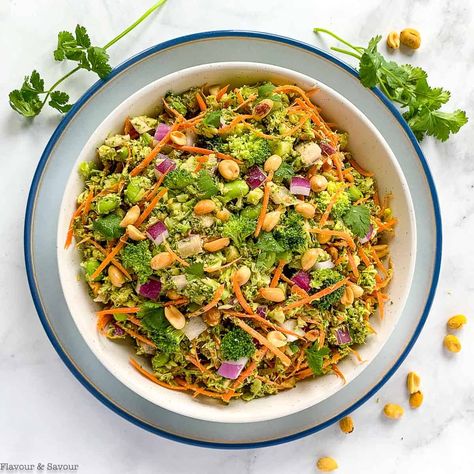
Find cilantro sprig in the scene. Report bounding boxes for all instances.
[314,28,468,142]
[9,0,168,118]
[306,345,330,376]
[342,204,371,238]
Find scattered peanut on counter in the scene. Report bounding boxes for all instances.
[339,416,354,434]
[383,403,404,420]
[316,457,338,472]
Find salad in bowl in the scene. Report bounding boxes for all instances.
[65,80,396,405]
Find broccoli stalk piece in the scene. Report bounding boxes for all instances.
[220,327,256,361]
[121,241,153,284]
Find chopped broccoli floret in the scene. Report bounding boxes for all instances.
[196,170,219,198]
[357,265,378,292]
[196,110,222,138]
[273,211,308,252]
[164,169,194,190]
[96,193,121,215]
[222,215,256,248]
[121,241,153,284]
[224,132,271,166]
[315,190,351,220]
[310,268,345,310]
[165,88,200,117]
[220,327,256,361]
[182,277,217,304]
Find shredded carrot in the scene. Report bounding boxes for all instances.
[187,285,225,317]
[204,257,241,273]
[163,298,189,307]
[141,167,172,203]
[127,315,142,326]
[273,85,315,109]
[319,186,346,227]
[348,157,374,177]
[96,307,140,317]
[331,364,346,383]
[235,88,244,104]
[221,347,268,402]
[135,187,168,226]
[90,239,127,281]
[81,190,95,224]
[375,291,385,319]
[332,152,344,182]
[117,323,156,347]
[97,313,112,333]
[88,240,131,280]
[218,114,254,134]
[254,182,271,237]
[234,93,257,111]
[215,84,229,101]
[172,145,242,163]
[310,228,356,250]
[280,274,309,298]
[64,201,86,248]
[162,99,185,120]
[186,355,207,374]
[175,379,231,400]
[377,218,398,232]
[354,196,370,206]
[358,246,372,267]
[195,92,207,112]
[232,318,291,367]
[283,277,350,311]
[347,251,360,278]
[232,273,254,315]
[129,359,187,391]
[295,367,314,380]
[130,121,181,176]
[348,347,365,363]
[270,259,286,287]
[369,246,388,277]
[163,241,190,267]
[373,191,381,208]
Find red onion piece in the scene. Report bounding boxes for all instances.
[217,357,248,379]
[291,271,311,291]
[113,325,125,336]
[182,317,207,340]
[246,166,267,189]
[334,325,352,345]
[256,306,268,317]
[154,123,171,141]
[358,224,374,244]
[146,221,168,246]
[314,260,335,270]
[136,278,162,300]
[320,142,336,156]
[155,154,176,175]
[290,176,311,196]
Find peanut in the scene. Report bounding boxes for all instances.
[164,306,186,330]
[444,334,461,353]
[349,283,364,298]
[317,233,332,244]
[126,224,146,241]
[301,248,325,271]
[203,307,221,326]
[151,252,174,270]
[406,371,421,394]
[305,329,320,342]
[264,154,282,173]
[310,174,328,192]
[340,286,354,306]
[339,416,354,434]
[295,202,316,219]
[262,211,281,232]
[447,314,467,330]
[194,199,216,215]
[386,31,400,49]
[400,28,421,49]
[170,131,187,146]
[259,287,285,302]
[267,330,287,347]
[218,160,240,181]
[253,99,273,119]
[108,265,125,287]
[235,266,251,286]
[120,205,140,227]
[316,457,338,472]
[409,391,423,409]
[203,237,230,252]
[216,209,231,222]
[383,403,404,419]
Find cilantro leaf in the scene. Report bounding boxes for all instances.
[87,46,112,79]
[75,25,91,48]
[306,345,330,375]
[342,205,371,238]
[8,89,42,117]
[185,262,205,278]
[405,108,468,142]
[49,90,72,113]
[255,232,285,253]
[196,170,219,198]
[202,110,222,128]
[358,36,383,88]
[54,31,77,61]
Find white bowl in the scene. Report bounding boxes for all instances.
[57,62,416,424]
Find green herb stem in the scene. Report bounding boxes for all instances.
[314,28,364,54]
[41,65,81,107]
[330,47,361,60]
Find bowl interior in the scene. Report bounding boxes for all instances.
[57,62,416,423]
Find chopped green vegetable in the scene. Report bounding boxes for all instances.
[306,345,330,375]
[221,327,256,361]
[121,241,153,284]
[92,213,124,240]
[164,169,194,190]
[222,215,256,247]
[342,205,371,238]
[196,170,219,198]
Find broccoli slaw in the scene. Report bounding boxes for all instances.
[67,82,396,403]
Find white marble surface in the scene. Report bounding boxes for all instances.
[1,0,473,472]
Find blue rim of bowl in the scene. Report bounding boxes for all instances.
[24,30,442,449]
